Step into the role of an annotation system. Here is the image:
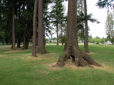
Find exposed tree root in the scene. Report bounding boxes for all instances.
[53,45,102,68]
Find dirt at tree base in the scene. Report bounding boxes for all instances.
[47,62,113,73]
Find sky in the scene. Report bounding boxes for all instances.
[87,0,107,38]
[63,0,108,38]
[48,0,108,38]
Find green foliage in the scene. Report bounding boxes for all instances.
[50,0,65,26]
[101,38,105,43]
[0,0,52,45]
[49,0,66,45]
[45,38,49,43]
[97,0,114,8]
[105,12,114,44]
[58,34,66,43]
[77,12,99,41]
[90,37,105,44]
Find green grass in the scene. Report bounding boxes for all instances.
[0,44,114,85]
[0,44,11,47]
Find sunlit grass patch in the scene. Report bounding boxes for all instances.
[0,44,114,85]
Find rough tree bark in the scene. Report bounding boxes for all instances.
[53,0,101,67]
[12,7,16,50]
[84,0,89,53]
[32,0,37,57]
[37,0,48,54]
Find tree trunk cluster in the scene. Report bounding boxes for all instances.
[32,0,47,57]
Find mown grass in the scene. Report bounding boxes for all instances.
[0,45,11,47]
[0,44,114,85]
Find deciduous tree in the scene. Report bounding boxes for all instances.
[105,12,114,45]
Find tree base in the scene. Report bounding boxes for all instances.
[17,46,21,48]
[53,45,102,68]
[37,50,48,54]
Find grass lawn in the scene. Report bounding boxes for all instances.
[0,44,114,85]
[0,45,11,47]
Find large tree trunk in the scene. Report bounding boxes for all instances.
[12,7,16,50]
[53,0,101,67]
[84,0,89,53]
[32,0,37,57]
[37,0,47,54]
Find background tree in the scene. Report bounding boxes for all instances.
[32,0,37,57]
[23,0,34,49]
[15,0,25,48]
[37,0,48,54]
[84,0,89,53]
[105,12,114,45]
[5,0,19,50]
[58,19,67,45]
[50,0,65,45]
[77,0,99,47]
[12,1,15,50]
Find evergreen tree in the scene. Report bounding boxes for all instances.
[97,0,114,8]
[84,0,89,53]
[37,0,48,54]
[32,0,37,57]
[50,0,65,45]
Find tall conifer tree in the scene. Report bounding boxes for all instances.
[32,0,38,57]
[50,0,64,45]
[37,0,48,54]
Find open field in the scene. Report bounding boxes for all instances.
[0,44,114,85]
